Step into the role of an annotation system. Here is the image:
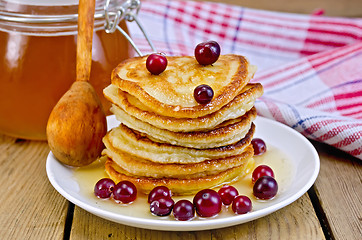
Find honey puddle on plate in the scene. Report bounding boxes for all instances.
[72,144,294,220]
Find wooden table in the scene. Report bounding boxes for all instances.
[0,131,361,239]
[0,1,361,239]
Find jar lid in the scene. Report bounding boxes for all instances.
[0,0,125,35]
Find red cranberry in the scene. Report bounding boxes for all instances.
[194,84,214,104]
[94,178,115,199]
[146,53,167,75]
[252,165,275,183]
[253,176,278,200]
[148,186,172,203]
[193,189,222,217]
[113,181,137,204]
[150,197,175,216]
[251,138,267,155]
[173,200,195,221]
[194,40,221,65]
[218,185,239,205]
[232,195,252,214]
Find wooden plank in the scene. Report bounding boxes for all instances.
[70,206,211,239]
[200,0,362,17]
[211,194,324,240]
[70,193,324,239]
[311,141,362,240]
[0,135,68,240]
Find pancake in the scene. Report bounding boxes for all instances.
[104,83,263,132]
[104,123,255,164]
[104,156,255,195]
[110,105,257,148]
[103,136,254,178]
[111,54,257,118]
[101,53,262,196]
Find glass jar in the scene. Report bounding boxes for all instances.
[0,0,132,140]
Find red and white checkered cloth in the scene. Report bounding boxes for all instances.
[127,0,362,160]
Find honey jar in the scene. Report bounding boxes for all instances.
[0,0,132,140]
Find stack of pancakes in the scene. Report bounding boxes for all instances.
[102,54,263,195]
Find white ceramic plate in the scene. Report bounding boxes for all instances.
[46,116,320,231]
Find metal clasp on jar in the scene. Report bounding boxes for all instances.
[104,0,156,56]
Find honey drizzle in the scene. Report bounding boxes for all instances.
[72,144,294,220]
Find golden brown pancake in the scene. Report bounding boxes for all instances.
[104,123,255,164]
[104,156,255,195]
[101,54,262,196]
[111,54,257,118]
[102,136,254,178]
[104,83,263,132]
[110,106,256,148]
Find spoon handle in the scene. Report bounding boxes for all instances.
[76,0,96,82]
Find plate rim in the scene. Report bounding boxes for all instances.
[46,116,320,231]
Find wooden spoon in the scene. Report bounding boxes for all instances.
[46,0,107,167]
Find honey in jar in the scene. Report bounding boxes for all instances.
[0,0,132,140]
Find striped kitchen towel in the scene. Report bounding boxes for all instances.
[127,0,362,160]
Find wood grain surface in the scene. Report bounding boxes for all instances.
[0,135,67,240]
[311,141,362,240]
[69,194,324,239]
[3,132,360,239]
